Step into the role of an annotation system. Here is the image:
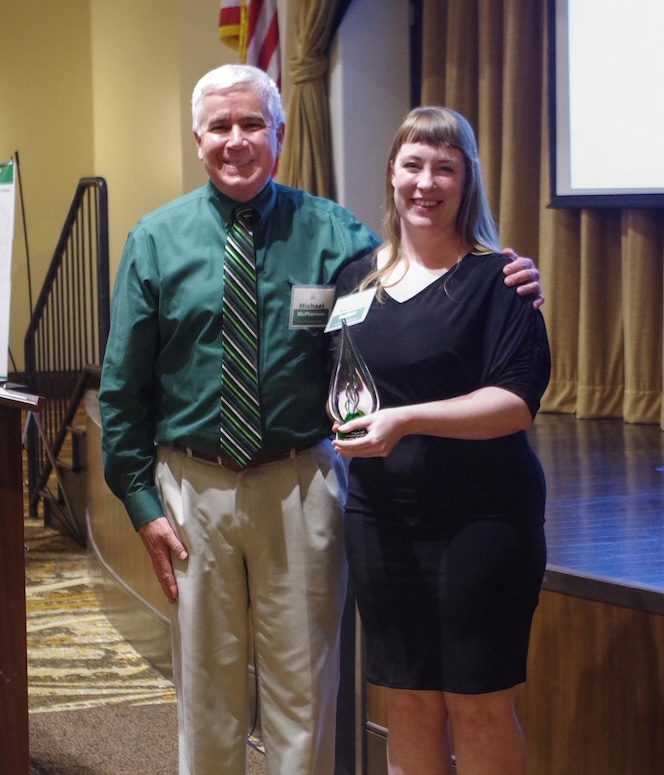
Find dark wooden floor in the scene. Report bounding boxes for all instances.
[528,413,664,613]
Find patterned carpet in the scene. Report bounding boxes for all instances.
[25,519,267,774]
[25,519,177,714]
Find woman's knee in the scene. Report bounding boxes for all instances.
[387,688,448,726]
[444,688,518,733]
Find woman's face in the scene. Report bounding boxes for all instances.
[390,141,467,236]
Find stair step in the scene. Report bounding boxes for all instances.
[41,463,88,547]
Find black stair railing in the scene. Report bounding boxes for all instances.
[24,177,110,526]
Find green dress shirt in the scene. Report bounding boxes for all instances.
[99,180,379,529]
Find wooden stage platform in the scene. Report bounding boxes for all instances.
[84,398,664,775]
[532,413,664,610]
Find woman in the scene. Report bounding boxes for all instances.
[331,107,550,775]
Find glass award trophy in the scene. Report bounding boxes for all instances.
[327,319,380,438]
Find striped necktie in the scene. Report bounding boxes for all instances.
[220,207,262,466]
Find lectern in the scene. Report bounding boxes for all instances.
[0,387,42,775]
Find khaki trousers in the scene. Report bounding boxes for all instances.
[155,441,348,775]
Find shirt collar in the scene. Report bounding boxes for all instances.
[207,179,277,232]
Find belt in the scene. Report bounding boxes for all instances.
[173,442,311,472]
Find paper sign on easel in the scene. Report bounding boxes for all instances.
[0,161,15,382]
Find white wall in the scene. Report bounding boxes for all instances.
[90,0,183,274]
[0,0,94,372]
[329,0,411,237]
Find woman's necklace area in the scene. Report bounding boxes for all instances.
[382,250,461,303]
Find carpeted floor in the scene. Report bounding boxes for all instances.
[29,703,267,775]
[25,521,176,713]
[29,703,178,775]
[25,521,266,774]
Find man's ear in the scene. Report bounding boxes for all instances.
[276,123,285,156]
[193,131,203,160]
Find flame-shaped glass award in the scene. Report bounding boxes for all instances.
[327,319,380,438]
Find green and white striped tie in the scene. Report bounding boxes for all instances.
[220,207,262,466]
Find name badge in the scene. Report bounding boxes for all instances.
[324,288,377,333]
[290,285,336,329]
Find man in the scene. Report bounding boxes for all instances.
[99,64,541,775]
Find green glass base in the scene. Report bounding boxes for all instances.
[337,411,367,439]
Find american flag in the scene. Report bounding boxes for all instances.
[219,0,281,89]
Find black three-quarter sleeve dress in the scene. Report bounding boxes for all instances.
[332,251,551,694]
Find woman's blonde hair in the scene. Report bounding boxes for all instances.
[361,106,501,292]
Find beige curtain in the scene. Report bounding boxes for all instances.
[422,0,664,428]
[278,0,350,198]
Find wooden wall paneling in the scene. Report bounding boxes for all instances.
[516,589,664,775]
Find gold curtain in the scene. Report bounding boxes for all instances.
[422,0,664,428]
[278,0,350,198]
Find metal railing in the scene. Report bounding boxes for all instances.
[24,177,110,522]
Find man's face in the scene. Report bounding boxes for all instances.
[194,85,284,202]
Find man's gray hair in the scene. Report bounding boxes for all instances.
[191,64,284,133]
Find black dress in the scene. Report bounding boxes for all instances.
[333,252,550,694]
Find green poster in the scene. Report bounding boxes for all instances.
[0,161,16,381]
